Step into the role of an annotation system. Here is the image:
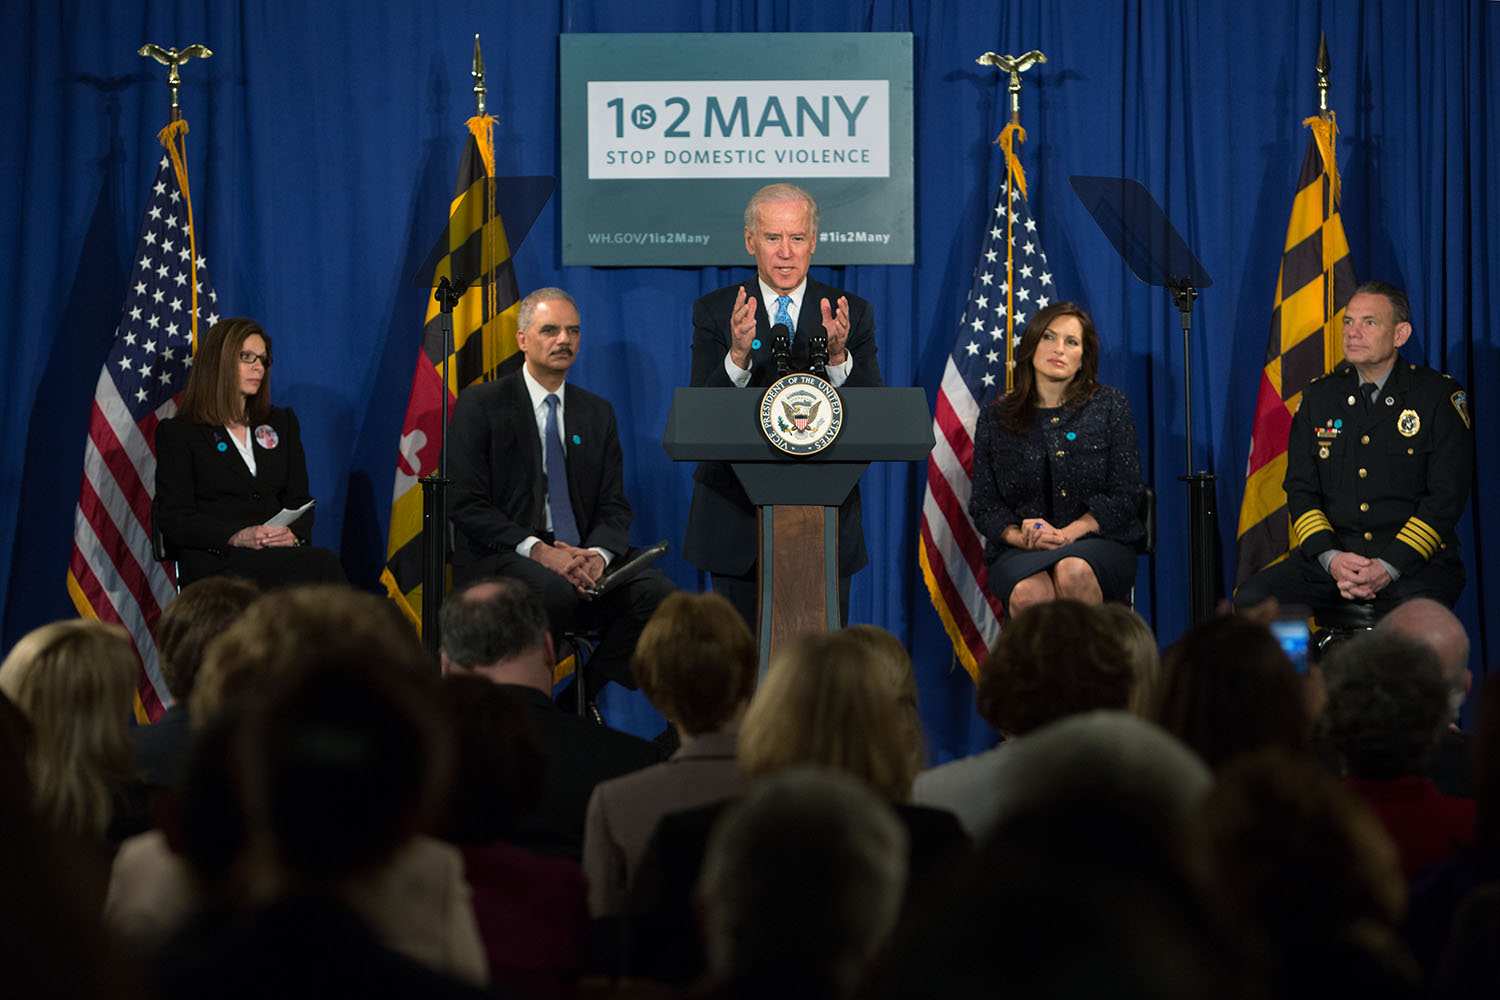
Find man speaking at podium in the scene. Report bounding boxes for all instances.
[682,183,884,627]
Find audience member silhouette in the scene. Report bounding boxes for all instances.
[1375,597,1472,797]
[436,673,588,999]
[914,600,1135,837]
[696,768,908,1000]
[0,690,151,1000]
[111,585,485,984]
[153,653,491,999]
[1152,614,1313,770]
[136,576,260,790]
[0,619,149,903]
[1191,747,1420,999]
[1095,601,1161,716]
[439,577,662,860]
[1432,675,1500,997]
[873,711,1233,1000]
[1321,631,1474,878]
[584,592,755,919]
[626,627,966,985]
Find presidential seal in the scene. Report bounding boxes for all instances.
[760,373,843,455]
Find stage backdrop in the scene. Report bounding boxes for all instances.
[3,1,1496,759]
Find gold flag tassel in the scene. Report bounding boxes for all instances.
[1302,112,1341,208]
[996,122,1027,392]
[156,119,203,350]
[466,113,506,377]
[1303,112,1343,367]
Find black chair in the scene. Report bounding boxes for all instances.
[1311,599,1379,658]
[150,497,181,590]
[1129,485,1157,609]
[557,629,602,720]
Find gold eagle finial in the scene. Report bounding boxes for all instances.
[138,43,213,117]
[976,50,1047,123]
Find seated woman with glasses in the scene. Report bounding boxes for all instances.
[155,318,344,589]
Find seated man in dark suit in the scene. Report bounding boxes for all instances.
[446,287,673,707]
[438,579,663,860]
[682,183,883,626]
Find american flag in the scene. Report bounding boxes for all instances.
[66,144,219,722]
[920,170,1055,679]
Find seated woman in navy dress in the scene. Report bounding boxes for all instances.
[970,302,1144,614]
[154,318,344,590]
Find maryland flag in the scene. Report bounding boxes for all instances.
[1234,113,1358,585]
[382,116,522,627]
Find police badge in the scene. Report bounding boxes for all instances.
[1397,409,1420,437]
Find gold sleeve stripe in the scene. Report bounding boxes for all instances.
[1291,509,1333,546]
[1395,517,1441,558]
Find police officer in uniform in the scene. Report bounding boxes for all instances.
[1236,281,1473,613]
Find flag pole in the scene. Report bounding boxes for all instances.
[1311,34,1343,364]
[420,37,488,653]
[138,43,212,348]
[977,50,1045,392]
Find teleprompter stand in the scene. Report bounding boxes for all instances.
[1070,176,1218,623]
[663,387,934,678]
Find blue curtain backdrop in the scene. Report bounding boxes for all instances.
[3,1,1496,759]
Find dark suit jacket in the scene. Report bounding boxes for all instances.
[131,704,191,789]
[503,685,663,861]
[447,372,633,571]
[683,276,883,577]
[155,407,319,585]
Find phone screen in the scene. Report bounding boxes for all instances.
[1271,619,1310,674]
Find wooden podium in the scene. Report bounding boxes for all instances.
[663,386,934,676]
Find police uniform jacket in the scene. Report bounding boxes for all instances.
[1286,359,1472,582]
[970,384,1145,567]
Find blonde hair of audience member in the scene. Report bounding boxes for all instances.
[0,620,137,838]
[631,592,756,735]
[191,584,431,723]
[1095,602,1160,716]
[842,624,926,780]
[739,628,921,801]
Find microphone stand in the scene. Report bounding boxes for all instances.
[771,324,793,378]
[807,329,829,374]
[1169,278,1217,624]
[421,275,466,654]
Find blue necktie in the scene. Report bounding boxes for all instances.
[774,295,794,332]
[543,393,580,546]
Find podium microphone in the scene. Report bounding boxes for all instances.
[770,322,793,377]
[807,325,829,373]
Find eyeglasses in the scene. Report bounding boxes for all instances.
[237,350,272,367]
